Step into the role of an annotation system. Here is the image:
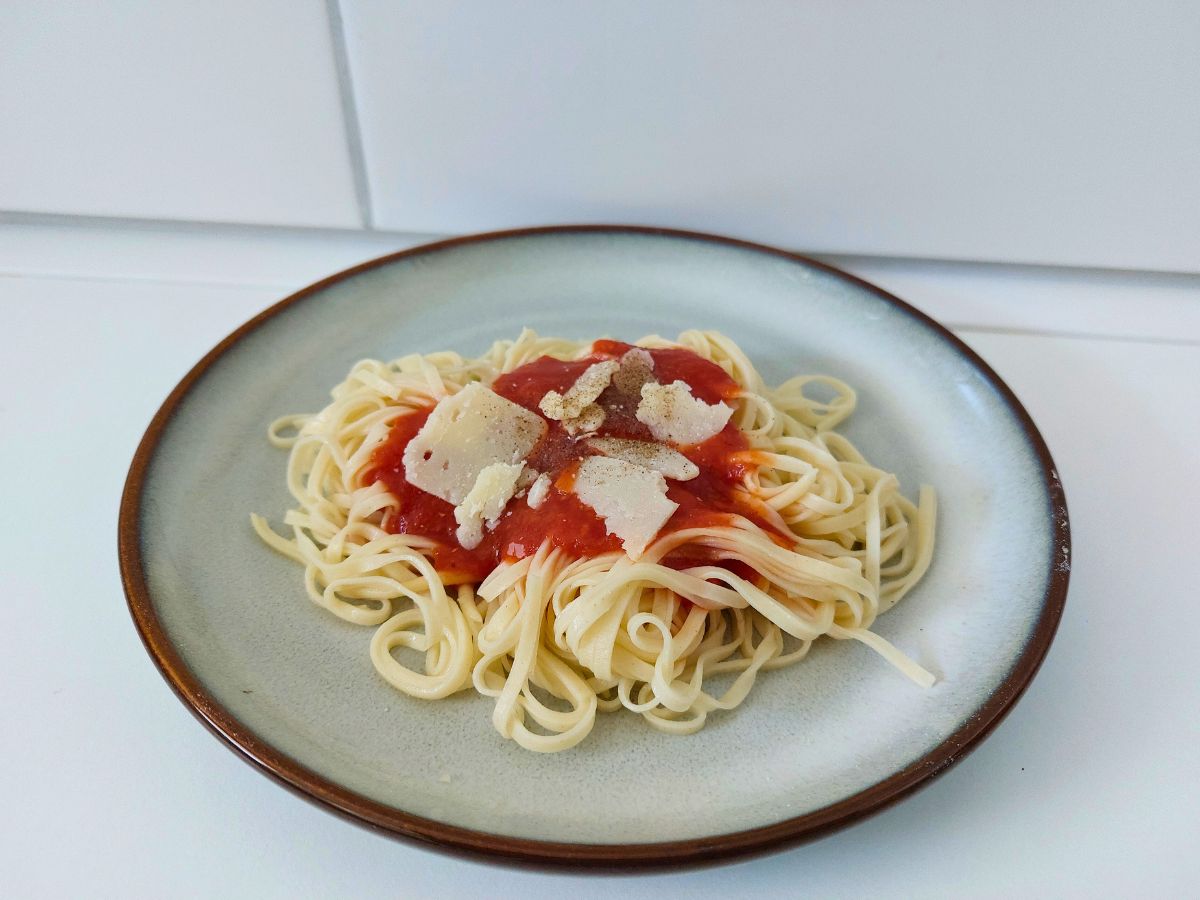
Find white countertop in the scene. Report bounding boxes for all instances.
[3,220,1198,898]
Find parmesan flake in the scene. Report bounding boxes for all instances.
[572,456,678,558]
[454,462,525,549]
[636,380,733,446]
[586,436,699,481]
[526,472,552,509]
[611,347,656,396]
[539,360,619,422]
[402,383,546,505]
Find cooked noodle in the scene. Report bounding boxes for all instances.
[252,330,936,752]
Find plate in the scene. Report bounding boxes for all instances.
[119,226,1069,868]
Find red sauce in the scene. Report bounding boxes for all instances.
[364,341,782,581]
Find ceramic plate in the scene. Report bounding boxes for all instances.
[119,226,1069,868]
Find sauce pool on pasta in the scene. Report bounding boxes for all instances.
[362,340,777,581]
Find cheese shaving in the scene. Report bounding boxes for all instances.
[611,348,656,396]
[402,383,546,505]
[636,380,733,446]
[586,436,699,481]
[572,456,678,558]
[454,462,525,549]
[526,472,552,509]
[539,360,619,423]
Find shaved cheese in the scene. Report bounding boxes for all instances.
[562,403,605,435]
[453,462,525,549]
[515,467,539,493]
[402,383,546,504]
[586,436,699,481]
[611,347,656,396]
[573,457,678,558]
[526,473,552,509]
[539,360,619,428]
[636,380,733,446]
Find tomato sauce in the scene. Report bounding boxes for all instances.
[363,341,781,580]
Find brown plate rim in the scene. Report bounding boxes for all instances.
[118,224,1070,871]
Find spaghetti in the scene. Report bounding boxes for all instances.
[253,330,936,752]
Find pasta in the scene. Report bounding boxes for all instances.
[252,330,936,752]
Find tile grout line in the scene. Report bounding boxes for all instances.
[324,0,375,230]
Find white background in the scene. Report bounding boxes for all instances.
[2,1,1199,897]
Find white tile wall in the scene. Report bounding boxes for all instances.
[0,2,361,228]
[3,3,1198,272]
[341,1,1200,272]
